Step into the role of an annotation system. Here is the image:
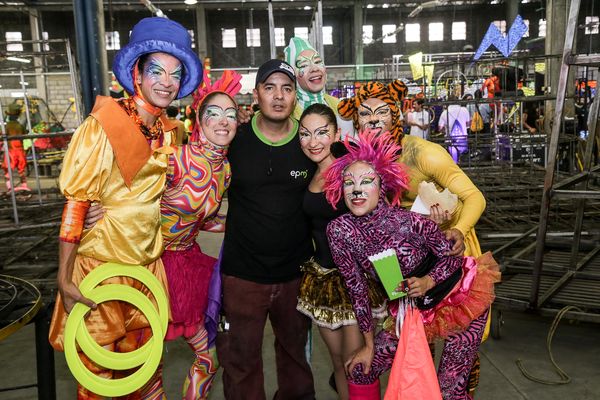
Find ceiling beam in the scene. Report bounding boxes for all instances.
[0,0,492,12]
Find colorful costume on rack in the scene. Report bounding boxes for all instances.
[49,17,202,400]
[2,103,29,191]
[284,37,355,138]
[159,70,240,399]
[297,192,387,328]
[324,131,499,399]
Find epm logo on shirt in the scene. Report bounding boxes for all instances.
[290,169,309,179]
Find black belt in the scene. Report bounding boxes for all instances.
[406,252,462,310]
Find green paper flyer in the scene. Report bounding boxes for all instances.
[368,249,407,300]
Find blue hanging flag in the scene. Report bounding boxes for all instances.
[474,15,528,60]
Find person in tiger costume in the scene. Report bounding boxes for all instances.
[338,80,488,396]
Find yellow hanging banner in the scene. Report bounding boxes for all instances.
[534,62,546,73]
[409,52,424,80]
[409,52,434,84]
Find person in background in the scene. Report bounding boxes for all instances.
[406,98,430,140]
[217,59,316,400]
[296,103,387,399]
[521,101,539,134]
[464,93,475,128]
[284,37,355,138]
[437,95,471,163]
[468,90,493,161]
[184,105,196,139]
[470,90,492,134]
[2,102,29,192]
[166,105,187,144]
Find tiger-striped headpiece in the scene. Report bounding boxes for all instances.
[337,80,408,141]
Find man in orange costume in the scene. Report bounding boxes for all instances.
[48,17,202,399]
[2,103,29,191]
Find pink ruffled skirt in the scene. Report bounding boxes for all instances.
[422,252,500,341]
[162,243,216,341]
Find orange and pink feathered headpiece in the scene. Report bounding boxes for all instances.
[191,69,242,142]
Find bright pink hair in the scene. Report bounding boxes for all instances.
[323,129,409,209]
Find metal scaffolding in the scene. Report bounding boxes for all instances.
[484,0,600,328]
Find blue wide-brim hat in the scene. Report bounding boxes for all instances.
[113,17,202,99]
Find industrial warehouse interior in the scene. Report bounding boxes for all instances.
[0,0,599,399]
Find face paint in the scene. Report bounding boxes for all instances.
[357,98,393,136]
[138,52,182,109]
[295,49,326,93]
[296,53,324,75]
[298,113,339,165]
[298,123,331,141]
[342,161,380,217]
[203,105,237,124]
[199,93,238,147]
[144,59,183,83]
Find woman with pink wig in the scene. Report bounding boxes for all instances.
[324,131,499,399]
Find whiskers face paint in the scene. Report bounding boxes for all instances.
[343,161,380,216]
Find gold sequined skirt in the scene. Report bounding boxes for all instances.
[297,258,387,329]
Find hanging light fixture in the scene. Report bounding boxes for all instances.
[184,0,198,5]
[6,56,31,63]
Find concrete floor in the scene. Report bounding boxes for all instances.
[1,219,600,399]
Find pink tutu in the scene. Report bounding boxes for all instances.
[162,243,216,340]
[422,252,500,342]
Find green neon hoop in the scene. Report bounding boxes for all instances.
[63,263,169,397]
[74,264,168,370]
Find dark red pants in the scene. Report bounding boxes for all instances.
[217,275,315,400]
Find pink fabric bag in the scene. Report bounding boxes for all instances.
[384,307,442,400]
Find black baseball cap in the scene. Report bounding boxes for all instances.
[255,59,296,87]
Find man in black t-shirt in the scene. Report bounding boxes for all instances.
[217,59,316,400]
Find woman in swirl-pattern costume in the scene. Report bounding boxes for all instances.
[159,71,241,399]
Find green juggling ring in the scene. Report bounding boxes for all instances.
[63,263,168,397]
[74,264,168,370]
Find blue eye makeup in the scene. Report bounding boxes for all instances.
[171,66,183,81]
[204,105,237,121]
[144,59,182,81]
